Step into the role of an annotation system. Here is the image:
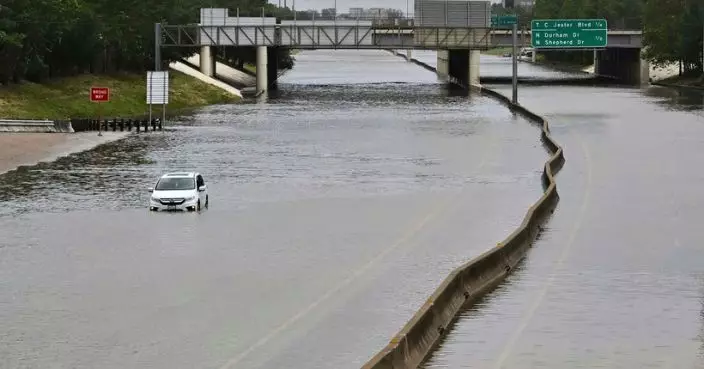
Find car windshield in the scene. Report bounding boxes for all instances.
[155,177,195,191]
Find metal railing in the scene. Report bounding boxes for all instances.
[161,24,492,50]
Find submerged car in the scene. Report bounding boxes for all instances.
[148,172,209,212]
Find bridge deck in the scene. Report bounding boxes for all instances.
[161,24,643,49]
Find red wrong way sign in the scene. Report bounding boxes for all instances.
[90,87,110,102]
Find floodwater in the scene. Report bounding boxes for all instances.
[421,55,704,368]
[0,50,548,369]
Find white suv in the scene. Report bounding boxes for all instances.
[148,172,209,212]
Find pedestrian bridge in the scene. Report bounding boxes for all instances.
[164,9,646,95]
[162,24,642,50]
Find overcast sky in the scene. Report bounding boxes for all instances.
[267,0,501,11]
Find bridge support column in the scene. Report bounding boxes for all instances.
[469,49,480,87]
[437,50,449,78]
[200,46,213,77]
[267,47,279,91]
[639,52,650,85]
[595,48,648,85]
[256,46,268,94]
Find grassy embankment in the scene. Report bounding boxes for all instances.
[0,70,239,120]
[657,73,704,88]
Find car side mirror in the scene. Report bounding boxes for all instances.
[198,185,206,192]
[148,187,154,192]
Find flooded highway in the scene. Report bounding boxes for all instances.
[420,55,704,368]
[0,50,547,368]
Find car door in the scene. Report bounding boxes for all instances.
[196,174,206,202]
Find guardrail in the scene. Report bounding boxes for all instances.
[361,57,565,369]
[0,118,163,133]
[0,119,59,133]
[69,118,163,133]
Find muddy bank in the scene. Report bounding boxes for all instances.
[0,132,130,175]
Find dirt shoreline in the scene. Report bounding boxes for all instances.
[0,132,130,175]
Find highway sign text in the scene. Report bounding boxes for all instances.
[531,19,608,48]
[90,87,110,102]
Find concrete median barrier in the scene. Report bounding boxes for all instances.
[0,119,58,133]
[361,62,565,369]
[0,119,75,133]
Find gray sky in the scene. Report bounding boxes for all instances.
[267,0,501,12]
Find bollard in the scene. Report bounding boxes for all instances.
[151,119,156,132]
[103,119,108,131]
[143,120,149,132]
[127,119,132,131]
[135,119,140,133]
[112,119,117,132]
[119,119,124,132]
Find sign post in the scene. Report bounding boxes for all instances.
[90,87,110,136]
[147,71,169,129]
[531,19,608,49]
[512,23,518,104]
[491,14,519,103]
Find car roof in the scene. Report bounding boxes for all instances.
[161,172,197,178]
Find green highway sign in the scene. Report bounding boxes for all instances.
[531,19,608,48]
[491,14,518,28]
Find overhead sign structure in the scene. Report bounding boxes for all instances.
[491,14,517,28]
[90,87,110,102]
[531,19,608,48]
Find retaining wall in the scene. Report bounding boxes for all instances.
[0,119,76,133]
[364,50,565,369]
[0,120,57,133]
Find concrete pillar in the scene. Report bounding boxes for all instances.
[639,51,650,85]
[593,49,601,76]
[437,50,449,77]
[469,49,480,87]
[406,49,413,61]
[448,49,469,87]
[200,46,213,77]
[256,46,268,94]
[267,47,279,91]
[211,47,217,77]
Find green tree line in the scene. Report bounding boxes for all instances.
[497,0,703,74]
[0,0,297,85]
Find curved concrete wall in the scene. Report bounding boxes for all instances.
[363,52,565,369]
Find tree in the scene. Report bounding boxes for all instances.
[0,0,296,85]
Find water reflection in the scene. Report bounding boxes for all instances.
[0,50,549,369]
[0,80,524,218]
[643,85,704,112]
[0,136,155,215]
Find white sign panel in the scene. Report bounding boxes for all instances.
[147,71,169,105]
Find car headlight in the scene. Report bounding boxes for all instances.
[185,196,196,201]
[151,196,160,202]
